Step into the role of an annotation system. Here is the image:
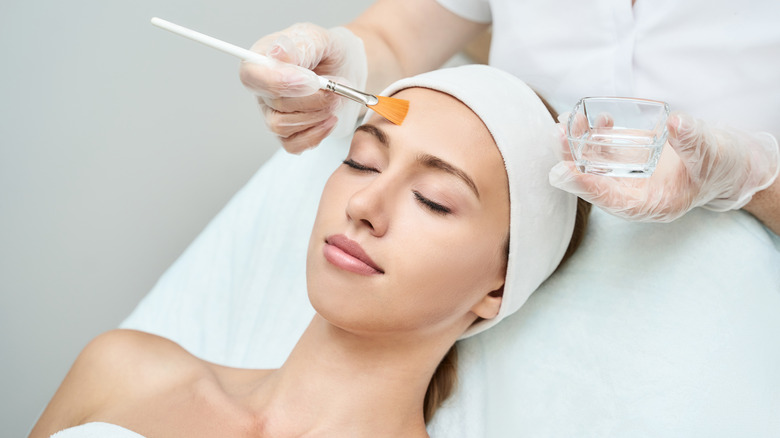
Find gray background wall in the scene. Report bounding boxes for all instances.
[0,1,368,435]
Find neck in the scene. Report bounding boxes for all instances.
[247,315,455,437]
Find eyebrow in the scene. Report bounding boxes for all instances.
[354,124,480,199]
[416,154,480,199]
[355,124,389,147]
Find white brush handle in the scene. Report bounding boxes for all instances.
[150,17,374,105]
[151,17,276,68]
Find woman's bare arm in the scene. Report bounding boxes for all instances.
[29,331,121,437]
[29,330,191,437]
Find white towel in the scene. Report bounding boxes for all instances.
[51,423,145,438]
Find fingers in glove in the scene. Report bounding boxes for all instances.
[239,59,321,98]
[665,112,719,182]
[594,113,614,129]
[262,89,341,114]
[549,161,641,203]
[558,111,619,164]
[262,105,338,138]
[548,161,688,222]
[556,113,574,160]
[564,112,589,139]
[279,116,338,154]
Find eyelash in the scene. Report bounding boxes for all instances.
[343,158,452,215]
[414,191,451,215]
[342,158,377,173]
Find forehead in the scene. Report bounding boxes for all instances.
[364,86,508,200]
[387,87,484,130]
[366,87,498,160]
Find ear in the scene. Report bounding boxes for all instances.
[470,285,503,320]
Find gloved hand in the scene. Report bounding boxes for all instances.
[239,23,367,153]
[549,112,780,222]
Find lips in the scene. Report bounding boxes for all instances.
[323,234,384,275]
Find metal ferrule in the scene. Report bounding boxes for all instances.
[324,79,379,106]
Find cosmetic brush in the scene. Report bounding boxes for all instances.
[151,17,409,125]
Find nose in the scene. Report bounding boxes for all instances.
[345,178,389,237]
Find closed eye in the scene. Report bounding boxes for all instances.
[414,191,451,215]
[343,158,378,173]
[343,158,450,215]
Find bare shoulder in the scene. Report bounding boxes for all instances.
[29,330,204,437]
[79,329,202,385]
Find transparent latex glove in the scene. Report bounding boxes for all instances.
[549,112,780,222]
[239,23,367,154]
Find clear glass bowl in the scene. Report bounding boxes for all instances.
[566,97,671,178]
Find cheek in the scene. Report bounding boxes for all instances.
[317,173,346,214]
[386,216,506,320]
[307,174,347,275]
[310,172,353,231]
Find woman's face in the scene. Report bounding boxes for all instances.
[307,87,510,339]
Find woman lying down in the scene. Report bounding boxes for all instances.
[31,65,590,438]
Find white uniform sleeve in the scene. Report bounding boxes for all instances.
[436,0,492,24]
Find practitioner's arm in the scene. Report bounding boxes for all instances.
[345,0,489,94]
[239,0,488,153]
[743,177,780,235]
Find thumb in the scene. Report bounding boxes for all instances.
[666,113,707,169]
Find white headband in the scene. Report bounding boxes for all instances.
[368,65,577,338]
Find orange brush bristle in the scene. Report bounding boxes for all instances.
[369,96,410,125]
